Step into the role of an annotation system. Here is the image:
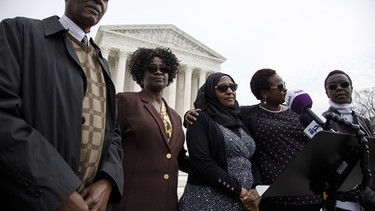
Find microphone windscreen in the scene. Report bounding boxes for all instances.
[285,90,313,114]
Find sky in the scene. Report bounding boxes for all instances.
[1,0,375,115]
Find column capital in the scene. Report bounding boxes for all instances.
[118,50,127,57]
[100,47,110,59]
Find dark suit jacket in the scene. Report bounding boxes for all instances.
[0,16,123,210]
[322,107,375,137]
[323,106,375,209]
[114,90,190,211]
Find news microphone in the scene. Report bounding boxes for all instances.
[285,89,326,128]
[299,113,323,139]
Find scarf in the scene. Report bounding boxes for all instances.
[193,72,242,128]
[329,99,354,122]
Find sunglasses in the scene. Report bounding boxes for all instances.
[268,81,286,92]
[146,65,170,74]
[215,83,238,93]
[326,81,350,91]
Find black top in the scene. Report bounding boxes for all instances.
[240,105,322,205]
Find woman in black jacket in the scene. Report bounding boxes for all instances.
[179,72,261,211]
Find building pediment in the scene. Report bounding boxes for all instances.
[96,24,226,62]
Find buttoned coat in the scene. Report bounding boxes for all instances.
[114,90,190,211]
[0,16,123,210]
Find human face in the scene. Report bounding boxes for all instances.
[215,77,237,108]
[65,0,108,33]
[325,73,352,104]
[142,57,169,92]
[263,74,287,106]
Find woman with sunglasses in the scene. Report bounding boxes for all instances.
[178,72,261,211]
[323,70,375,211]
[323,70,374,137]
[113,47,190,211]
[239,68,322,211]
[184,69,322,210]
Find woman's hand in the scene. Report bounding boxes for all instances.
[240,188,261,211]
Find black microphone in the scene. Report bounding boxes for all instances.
[299,113,323,138]
[299,113,313,127]
[285,90,332,138]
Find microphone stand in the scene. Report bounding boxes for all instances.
[322,113,372,211]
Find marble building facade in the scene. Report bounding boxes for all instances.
[94,24,226,117]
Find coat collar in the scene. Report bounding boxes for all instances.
[42,16,67,37]
[139,90,179,148]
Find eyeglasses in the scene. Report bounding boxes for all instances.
[215,84,238,93]
[268,81,286,92]
[326,81,350,91]
[146,65,170,74]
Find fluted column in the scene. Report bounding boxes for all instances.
[183,67,193,113]
[199,69,207,88]
[167,76,177,109]
[132,78,141,91]
[115,51,127,93]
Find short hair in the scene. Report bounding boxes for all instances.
[128,47,180,88]
[250,68,276,100]
[324,70,352,88]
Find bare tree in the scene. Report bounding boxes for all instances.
[352,87,375,126]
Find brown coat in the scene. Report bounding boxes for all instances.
[113,90,189,211]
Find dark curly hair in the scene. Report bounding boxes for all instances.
[250,68,276,100]
[128,47,180,88]
[324,69,352,89]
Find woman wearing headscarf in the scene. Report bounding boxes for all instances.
[178,72,261,211]
[185,69,322,210]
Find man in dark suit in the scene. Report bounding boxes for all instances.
[0,0,123,210]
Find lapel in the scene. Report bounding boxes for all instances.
[139,90,172,148]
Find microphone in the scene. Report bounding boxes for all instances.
[299,113,324,138]
[285,89,326,127]
[285,90,334,139]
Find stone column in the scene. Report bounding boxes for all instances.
[167,76,177,109]
[183,67,193,113]
[115,51,127,93]
[199,69,207,88]
[132,79,141,92]
[101,47,110,60]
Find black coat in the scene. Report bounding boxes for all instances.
[323,107,375,210]
[322,107,375,137]
[185,112,244,199]
[0,16,123,210]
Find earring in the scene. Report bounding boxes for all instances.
[262,95,267,104]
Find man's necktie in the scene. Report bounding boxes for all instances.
[81,35,88,46]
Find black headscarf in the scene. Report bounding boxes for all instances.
[193,72,242,128]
